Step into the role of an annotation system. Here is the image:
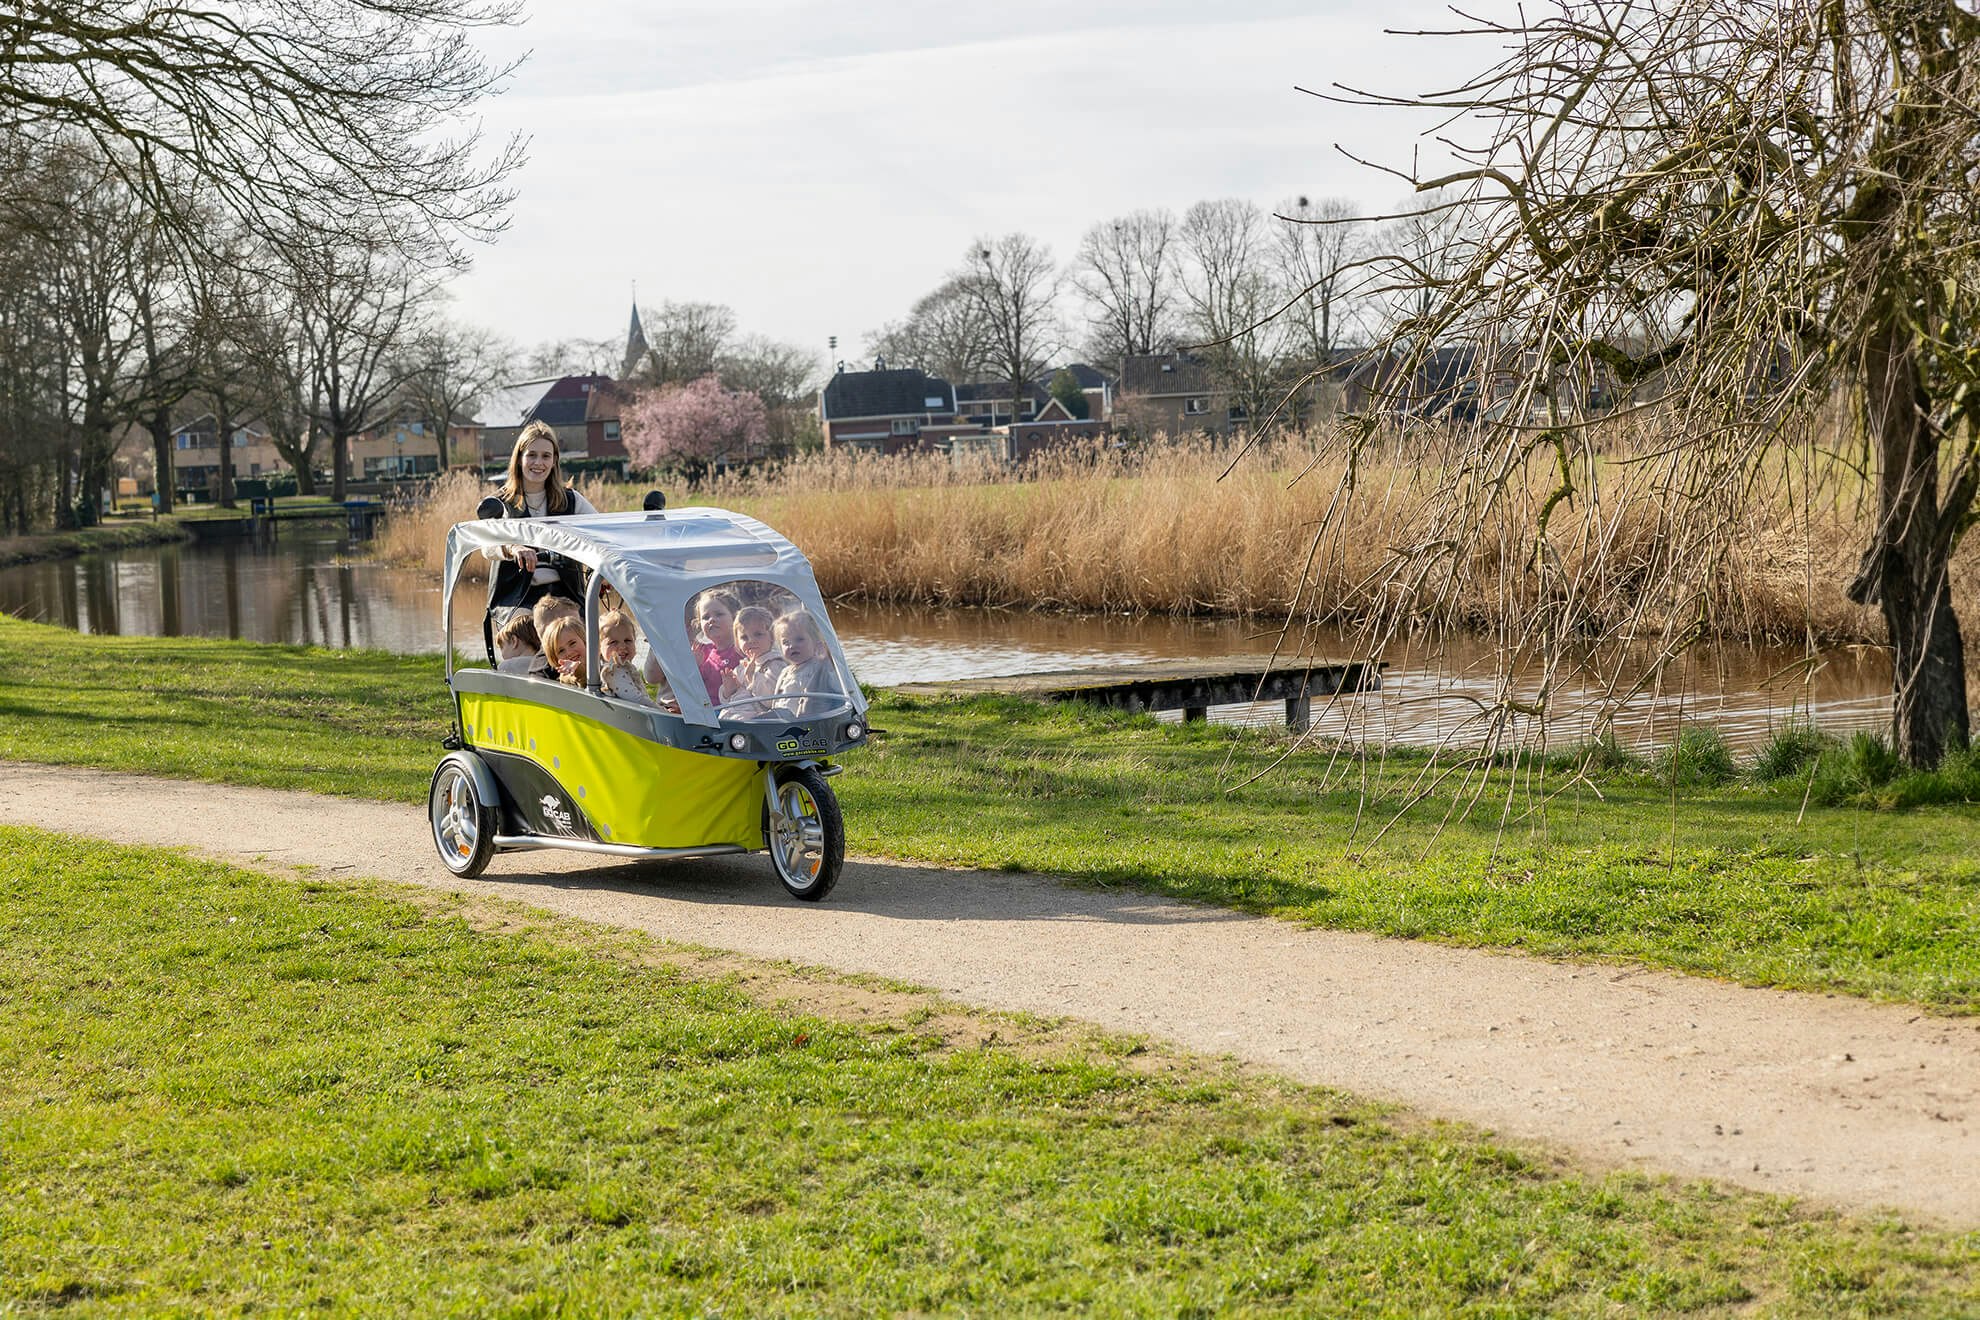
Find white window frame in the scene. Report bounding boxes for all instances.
[1183,397,1210,416]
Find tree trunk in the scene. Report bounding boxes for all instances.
[216,405,236,508]
[149,410,176,513]
[1862,324,1970,765]
[331,427,349,502]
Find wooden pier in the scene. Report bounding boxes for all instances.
[893,657,1384,730]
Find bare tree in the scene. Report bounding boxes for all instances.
[1,1,524,267]
[961,234,1061,424]
[627,301,738,387]
[289,239,430,501]
[717,335,819,408]
[520,337,616,380]
[1274,196,1369,366]
[43,146,151,525]
[1072,209,1178,369]
[402,320,514,471]
[1325,0,1980,766]
[1177,198,1286,428]
[865,276,995,385]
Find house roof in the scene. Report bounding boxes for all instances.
[480,379,557,429]
[1119,352,1214,395]
[1037,362,1115,392]
[821,367,955,419]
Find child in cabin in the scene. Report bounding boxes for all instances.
[540,615,588,688]
[525,595,581,678]
[685,589,743,702]
[493,613,541,674]
[771,609,843,719]
[597,608,663,707]
[718,605,789,713]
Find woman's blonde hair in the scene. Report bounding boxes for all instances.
[497,420,574,512]
[541,615,587,686]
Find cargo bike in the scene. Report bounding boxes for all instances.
[428,499,869,900]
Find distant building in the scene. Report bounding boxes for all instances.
[1116,352,1236,438]
[819,366,967,455]
[169,413,283,495]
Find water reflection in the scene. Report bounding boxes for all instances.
[0,529,447,654]
[0,533,1894,750]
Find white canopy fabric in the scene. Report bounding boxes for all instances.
[445,507,864,728]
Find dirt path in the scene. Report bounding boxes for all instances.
[5,761,1976,1225]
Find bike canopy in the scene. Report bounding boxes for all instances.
[444,506,864,729]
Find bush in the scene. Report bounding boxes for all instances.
[1807,731,1901,805]
[1806,731,1980,808]
[1655,725,1737,788]
[1748,723,1835,783]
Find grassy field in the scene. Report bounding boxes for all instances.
[2,615,1976,1012]
[5,826,1976,1316]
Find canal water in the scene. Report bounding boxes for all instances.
[0,525,1892,750]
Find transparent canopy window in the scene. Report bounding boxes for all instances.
[687,579,855,721]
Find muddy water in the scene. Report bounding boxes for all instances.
[0,530,1892,749]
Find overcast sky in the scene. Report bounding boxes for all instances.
[448,0,1506,371]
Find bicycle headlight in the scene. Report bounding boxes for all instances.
[728,732,749,752]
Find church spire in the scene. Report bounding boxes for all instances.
[621,292,649,379]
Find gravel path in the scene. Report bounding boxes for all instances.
[5,761,1975,1225]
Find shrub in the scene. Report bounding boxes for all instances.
[1748,723,1835,783]
[1807,731,1901,805]
[1656,725,1737,788]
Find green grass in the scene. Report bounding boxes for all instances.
[2,614,1977,1010]
[4,827,1975,1316]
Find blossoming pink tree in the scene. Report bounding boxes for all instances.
[620,375,769,483]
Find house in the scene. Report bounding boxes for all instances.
[1116,352,1240,438]
[1001,395,1108,462]
[819,366,962,455]
[348,401,464,479]
[583,380,628,462]
[954,378,1049,429]
[169,413,284,495]
[1037,362,1115,423]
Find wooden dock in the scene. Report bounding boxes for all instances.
[892,657,1384,730]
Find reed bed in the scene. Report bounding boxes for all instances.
[376,429,1974,650]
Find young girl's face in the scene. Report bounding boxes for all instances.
[697,598,735,646]
[556,634,585,667]
[736,616,774,659]
[777,621,817,666]
[602,625,636,664]
[519,438,557,491]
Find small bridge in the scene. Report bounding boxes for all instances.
[893,658,1384,731]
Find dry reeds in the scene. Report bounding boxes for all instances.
[373,428,1965,650]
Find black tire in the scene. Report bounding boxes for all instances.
[764,766,844,901]
[429,755,498,878]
